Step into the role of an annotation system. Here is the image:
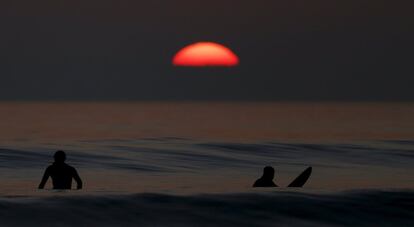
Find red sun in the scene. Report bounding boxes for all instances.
[173,42,239,67]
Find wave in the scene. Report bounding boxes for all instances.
[1,140,413,196]
[1,140,413,171]
[0,190,412,227]
[197,141,414,168]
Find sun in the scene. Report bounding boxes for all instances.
[173,42,239,67]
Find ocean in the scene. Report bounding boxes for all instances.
[0,102,413,226]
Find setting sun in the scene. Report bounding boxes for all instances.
[173,42,239,67]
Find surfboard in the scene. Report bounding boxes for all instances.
[287,167,312,187]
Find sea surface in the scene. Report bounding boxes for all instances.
[0,102,413,226]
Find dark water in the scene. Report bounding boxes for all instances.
[1,139,413,194]
[1,140,413,226]
[0,190,413,227]
[0,102,413,226]
[0,138,414,195]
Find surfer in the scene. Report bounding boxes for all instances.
[38,150,83,190]
[253,166,278,187]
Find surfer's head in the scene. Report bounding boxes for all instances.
[54,150,66,163]
[262,166,275,180]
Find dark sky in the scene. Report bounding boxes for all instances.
[0,0,413,101]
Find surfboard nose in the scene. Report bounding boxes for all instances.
[287,167,312,188]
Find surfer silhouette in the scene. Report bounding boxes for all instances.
[38,151,83,190]
[253,166,278,187]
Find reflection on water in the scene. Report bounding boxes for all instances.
[0,102,413,142]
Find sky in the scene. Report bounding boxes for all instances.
[0,0,413,101]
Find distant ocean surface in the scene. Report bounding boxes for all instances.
[0,102,413,226]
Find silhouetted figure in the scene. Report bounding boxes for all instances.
[38,151,83,190]
[253,166,278,187]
